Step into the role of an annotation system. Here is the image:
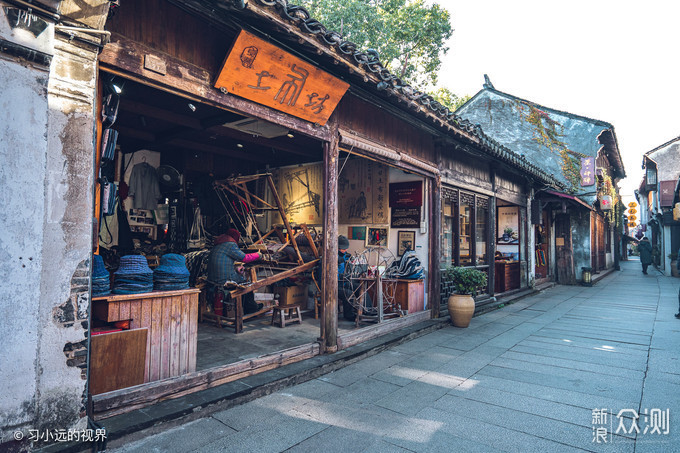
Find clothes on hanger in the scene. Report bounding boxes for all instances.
[128,162,161,210]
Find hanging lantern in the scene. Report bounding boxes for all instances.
[600,195,613,210]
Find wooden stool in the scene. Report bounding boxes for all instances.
[271,303,303,327]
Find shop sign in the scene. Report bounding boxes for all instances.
[600,195,613,210]
[391,207,420,228]
[389,181,422,207]
[215,30,350,126]
[580,157,595,186]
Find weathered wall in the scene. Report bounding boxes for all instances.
[33,33,99,435]
[0,1,102,447]
[0,56,48,446]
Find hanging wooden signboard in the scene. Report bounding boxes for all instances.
[215,30,350,126]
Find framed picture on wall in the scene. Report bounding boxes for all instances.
[497,206,519,244]
[347,226,367,241]
[397,230,415,256]
[366,227,388,247]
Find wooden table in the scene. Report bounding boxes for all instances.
[92,288,200,384]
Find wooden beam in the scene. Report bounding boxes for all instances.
[168,138,270,163]
[115,126,156,142]
[205,125,317,158]
[322,114,340,353]
[119,98,203,129]
[99,34,332,142]
[229,259,319,297]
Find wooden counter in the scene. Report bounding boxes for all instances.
[393,279,424,313]
[92,288,200,384]
[494,261,520,293]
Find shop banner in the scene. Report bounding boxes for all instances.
[580,157,595,186]
[215,30,350,126]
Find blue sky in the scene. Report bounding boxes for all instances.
[437,0,680,200]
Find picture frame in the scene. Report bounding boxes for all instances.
[366,227,388,247]
[347,226,367,241]
[397,230,416,256]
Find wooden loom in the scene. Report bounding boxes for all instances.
[203,173,322,333]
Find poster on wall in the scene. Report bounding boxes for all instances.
[497,206,519,244]
[389,181,422,227]
[338,159,389,224]
[273,162,324,225]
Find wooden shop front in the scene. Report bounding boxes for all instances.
[88,0,449,419]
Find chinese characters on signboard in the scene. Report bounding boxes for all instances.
[338,159,388,225]
[215,30,350,125]
[580,157,595,186]
[389,181,422,228]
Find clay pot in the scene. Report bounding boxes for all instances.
[448,294,475,328]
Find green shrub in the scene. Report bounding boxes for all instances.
[445,267,488,296]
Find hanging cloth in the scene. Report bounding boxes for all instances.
[128,162,162,210]
[187,205,207,250]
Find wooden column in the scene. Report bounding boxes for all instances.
[488,168,497,295]
[322,115,340,353]
[429,175,441,318]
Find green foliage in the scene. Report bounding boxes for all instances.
[445,266,488,296]
[431,87,471,111]
[297,0,453,88]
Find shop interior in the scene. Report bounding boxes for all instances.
[441,189,490,294]
[534,209,551,282]
[495,201,522,293]
[91,75,428,396]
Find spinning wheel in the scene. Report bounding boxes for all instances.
[341,247,403,324]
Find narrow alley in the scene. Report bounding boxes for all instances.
[107,260,680,452]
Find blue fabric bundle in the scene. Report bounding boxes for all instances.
[154,253,190,290]
[113,255,153,294]
[92,254,110,296]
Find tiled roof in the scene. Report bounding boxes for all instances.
[216,0,566,189]
[456,83,624,195]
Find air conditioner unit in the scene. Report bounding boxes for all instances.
[222,118,289,139]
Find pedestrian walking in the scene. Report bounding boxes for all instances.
[638,237,653,275]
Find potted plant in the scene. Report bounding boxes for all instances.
[445,266,488,328]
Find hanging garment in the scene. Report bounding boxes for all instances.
[187,206,207,250]
[128,162,162,210]
[100,128,118,163]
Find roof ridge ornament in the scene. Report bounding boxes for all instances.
[483,74,494,90]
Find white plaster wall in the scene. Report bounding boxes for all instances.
[0,58,47,442]
[35,36,98,432]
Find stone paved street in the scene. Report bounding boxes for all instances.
[110,260,680,452]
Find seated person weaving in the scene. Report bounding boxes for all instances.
[207,228,262,315]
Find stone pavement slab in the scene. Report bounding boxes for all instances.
[107,261,680,452]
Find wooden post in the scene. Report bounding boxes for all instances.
[429,175,441,318]
[322,117,339,353]
[488,168,497,296]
